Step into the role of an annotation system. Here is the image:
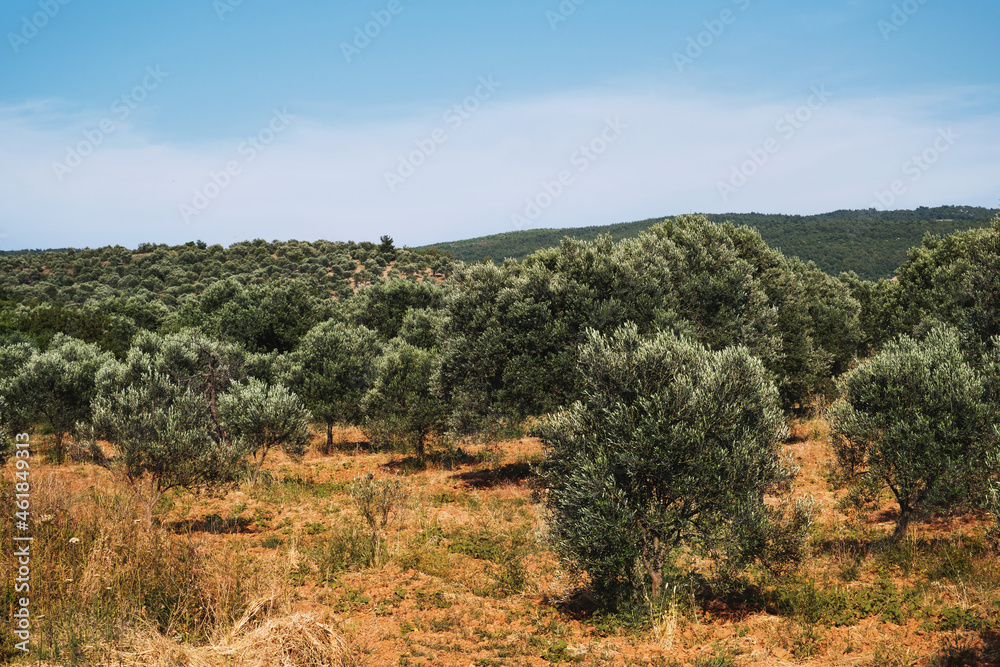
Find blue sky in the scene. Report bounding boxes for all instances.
[1,0,998,250]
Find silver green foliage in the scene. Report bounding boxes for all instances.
[218,378,311,482]
[538,324,804,604]
[828,326,999,541]
[0,334,110,462]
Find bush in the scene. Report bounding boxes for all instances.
[537,324,800,606]
[828,326,998,541]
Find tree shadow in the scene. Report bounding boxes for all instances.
[317,439,373,456]
[382,448,483,475]
[167,513,254,535]
[811,535,873,559]
[981,629,1000,666]
[452,461,534,489]
[547,588,597,621]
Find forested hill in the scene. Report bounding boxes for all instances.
[419,205,998,279]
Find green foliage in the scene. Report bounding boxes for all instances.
[344,278,445,341]
[839,273,905,355]
[378,234,395,256]
[217,378,311,483]
[0,239,452,353]
[0,334,111,462]
[447,527,530,596]
[283,320,382,449]
[829,326,999,541]
[537,324,799,605]
[437,215,861,430]
[418,206,997,279]
[89,332,251,520]
[773,576,921,627]
[0,429,13,466]
[198,279,319,353]
[362,338,447,456]
[892,214,1000,357]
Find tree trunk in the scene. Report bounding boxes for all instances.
[252,446,270,485]
[642,536,664,600]
[325,422,334,454]
[892,502,912,543]
[53,431,65,465]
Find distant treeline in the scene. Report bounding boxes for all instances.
[419,205,998,279]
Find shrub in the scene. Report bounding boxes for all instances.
[349,473,408,564]
[537,324,800,606]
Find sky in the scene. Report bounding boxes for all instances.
[1,0,998,251]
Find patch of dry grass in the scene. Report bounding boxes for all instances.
[109,598,372,667]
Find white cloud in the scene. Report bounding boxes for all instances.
[1,83,997,250]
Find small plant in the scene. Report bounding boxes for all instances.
[302,521,325,536]
[350,473,408,564]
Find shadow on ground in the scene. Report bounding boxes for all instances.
[453,461,534,489]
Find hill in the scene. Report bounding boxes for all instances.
[418,205,998,279]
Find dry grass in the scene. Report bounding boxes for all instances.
[3,423,999,666]
[108,601,371,667]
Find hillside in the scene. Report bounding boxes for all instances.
[419,206,998,279]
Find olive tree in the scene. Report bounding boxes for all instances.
[828,326,998,542]
[538,324,804,605]
[283,321,382,450]
[91,369,245,523]
[361,338,447,456]
[89,332,249,521]
[1,334,110,463]
[218,378,311,483]
[892,215,1000,356]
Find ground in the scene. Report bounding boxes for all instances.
[3,418,998,666]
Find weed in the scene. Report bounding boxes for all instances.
[542,638,570,663]
[773,576,919,626]
[447,525,531,596]
[303,521,326,535]
[936,606,986,631]
[413,589,453,610]
[328,583,372,613]
[865,644,916,667]
[0,475,273,657]
[429,616,460,633]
